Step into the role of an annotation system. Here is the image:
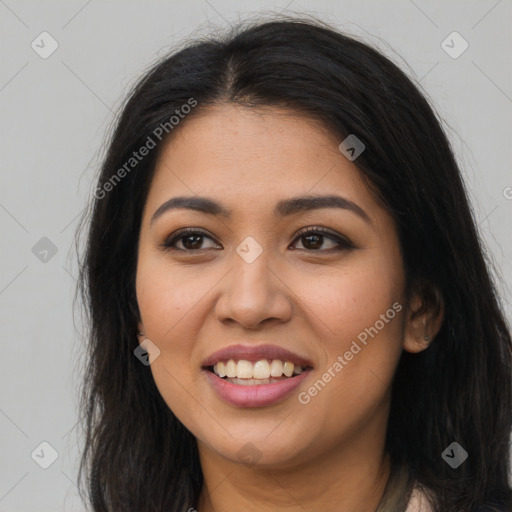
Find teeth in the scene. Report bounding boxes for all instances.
[225,359,237,378]
[217,361,226,378]
[253,360,270,379]
[237,360,253,379]
[226,377,285,385]
[283,361,294,377]
[270,360,283,377]
[212,359,308,379]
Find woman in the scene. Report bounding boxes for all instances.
[76,15,512,512]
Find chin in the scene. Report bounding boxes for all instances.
[201,428,311,469]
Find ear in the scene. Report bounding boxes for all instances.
[137,321,145,341]
[129,295,145,341]
[403,280,444,354]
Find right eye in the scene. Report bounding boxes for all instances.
[160,228,221,252]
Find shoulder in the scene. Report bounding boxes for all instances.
[405,486,434,512]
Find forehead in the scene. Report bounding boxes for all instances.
[144,104,380,224]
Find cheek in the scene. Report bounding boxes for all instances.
[293,262,405,433]
[135,256,210,386]
[136,256,209,341]
[135,257,212,428]
[294,259,404,350]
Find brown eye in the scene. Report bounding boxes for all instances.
[160,226,354,253]
[291,227,354,252]
[161,228,220,251]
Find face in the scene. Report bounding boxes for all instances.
[136,104,419,469]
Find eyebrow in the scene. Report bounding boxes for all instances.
[150,194,371,225]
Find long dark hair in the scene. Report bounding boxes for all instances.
[76,15,512,512]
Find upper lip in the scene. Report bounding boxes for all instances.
[201,344,314,368]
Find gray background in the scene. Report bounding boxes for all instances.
[0,1,511,510]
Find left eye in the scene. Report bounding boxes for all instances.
[290,227,354,251]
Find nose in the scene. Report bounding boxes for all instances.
[215,249,293,330]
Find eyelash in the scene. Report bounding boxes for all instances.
[159,226,354,253]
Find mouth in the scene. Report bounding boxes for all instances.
[204,359,313,385]
[201,344,314,407]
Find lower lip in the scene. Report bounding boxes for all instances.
[203,369,312,407]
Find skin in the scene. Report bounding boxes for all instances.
[135,104,443,512]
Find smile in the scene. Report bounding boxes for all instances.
[201,343,314,407]
[210,359,310,383]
